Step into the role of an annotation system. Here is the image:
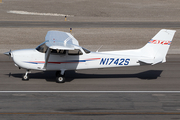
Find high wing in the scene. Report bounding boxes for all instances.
[44,31,80,69]
[45,30,79,50]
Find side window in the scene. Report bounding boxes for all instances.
[59,50,66,54]
[68,49,83,55]
[51,50,66,55]
[51,49,57,53]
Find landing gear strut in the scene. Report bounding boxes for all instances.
[22,70,31,81]
[56,70,65,83]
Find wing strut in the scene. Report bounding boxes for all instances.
[43,48,51,69]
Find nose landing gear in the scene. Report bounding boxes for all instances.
[22,70,31,81]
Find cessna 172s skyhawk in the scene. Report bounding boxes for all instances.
[4,29,176,83]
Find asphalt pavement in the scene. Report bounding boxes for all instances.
[0,21,180,28]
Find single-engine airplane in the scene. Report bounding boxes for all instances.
[4,29,176,83]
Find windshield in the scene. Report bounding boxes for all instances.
[36,42,48,53]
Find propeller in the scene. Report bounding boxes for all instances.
[4,50,11,59]
[9,72,11,77]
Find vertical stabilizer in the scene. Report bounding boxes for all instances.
[140,29,176,65]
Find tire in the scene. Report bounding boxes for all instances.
[22,74,29,81]
[56,75,65,83]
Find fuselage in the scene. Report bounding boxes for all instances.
[11,46,141,71]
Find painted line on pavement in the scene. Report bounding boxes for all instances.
[7,10,74,17]
[0,91,180,93]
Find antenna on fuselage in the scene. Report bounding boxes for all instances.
[96,45,103,52]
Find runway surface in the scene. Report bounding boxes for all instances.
[0,21,180,28]
[1,54,180,119]
[1,92,180,120]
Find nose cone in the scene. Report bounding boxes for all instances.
[4,50,12,57]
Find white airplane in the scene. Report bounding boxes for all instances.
[4,29,176,83]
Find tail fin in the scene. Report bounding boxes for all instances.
[139,29,176,65]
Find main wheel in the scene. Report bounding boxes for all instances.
[56,75,65,83]
[22,74,29,81]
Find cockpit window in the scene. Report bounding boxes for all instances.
[82,48,91,54]
[36,43,48,53]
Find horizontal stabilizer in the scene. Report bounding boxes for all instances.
[139,58,163,65]
[138,59,154,65]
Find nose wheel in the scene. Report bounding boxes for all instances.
[22,70,31,81]
[56,71,65,83]
[22,74,29,80]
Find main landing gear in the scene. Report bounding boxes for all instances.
[55,70,65,83]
